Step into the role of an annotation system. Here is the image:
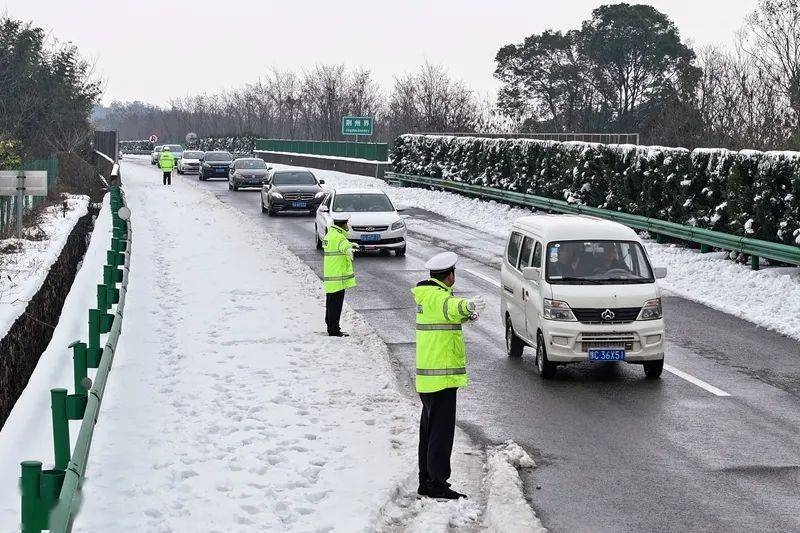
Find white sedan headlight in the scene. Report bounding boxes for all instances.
[637,298,663,320]
[543,299,577,321]
[390,219,406,231]
[270,192,283,199]
[314,191,326,199]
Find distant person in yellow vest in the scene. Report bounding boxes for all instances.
[159,146,175,186]
[323,213,359,336]
[411,251,485,500]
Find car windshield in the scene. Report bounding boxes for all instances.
[545,240,654,284]
[205,152,232,162]
[183,151,203,159]
[237,159,268,170]
[333,193,394,213]
[272,171,317,185]
[153,146,162,151]
[163,145,182,152]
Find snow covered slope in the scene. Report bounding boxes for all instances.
[72,163,543,532]
[0,195,89,340]
[0,195,110,530]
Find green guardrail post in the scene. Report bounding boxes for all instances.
[750,255,760,271]
[700,243,711,253]
[50,388,70,470]
[88,309,101,367]
[69,341,88,396]
[20,460,43,532]
[39,468,65,525]
[97,284,108,312]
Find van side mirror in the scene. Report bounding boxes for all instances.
[522,267,541,281]
[318,179,325,185]
[653,267,667,279]
[318,205,329,213]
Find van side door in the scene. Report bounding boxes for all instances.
[501,231,530,338]
[522,240,544,340]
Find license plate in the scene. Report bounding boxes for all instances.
[291,201,307,208]
[588,349,626,361]
[362,234,380,241]
[216,168,226,173]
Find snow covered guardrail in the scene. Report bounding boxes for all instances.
[18,184,132,533]
[385,172,800,269]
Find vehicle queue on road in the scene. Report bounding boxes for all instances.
[151,144,669,381]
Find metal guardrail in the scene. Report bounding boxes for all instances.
[256,138,389,162]
[385,172,800,269]
[19,181,132,532]
[0,156,59,234]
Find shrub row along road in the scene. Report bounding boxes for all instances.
[126,158,800,533]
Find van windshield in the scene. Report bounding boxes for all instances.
[545,240,654,284]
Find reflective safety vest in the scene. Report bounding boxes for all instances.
[159,151,175,171]
[323,225,356,293]
[411,278,472,393]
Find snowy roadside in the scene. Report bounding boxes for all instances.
[0,195,89,340]
[74,163,544,532]
[279,165,800,342]
[0,195,110,530]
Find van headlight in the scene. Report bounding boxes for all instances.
[543,299,576,321]
[391,219,405,231]
[637,298,662,320]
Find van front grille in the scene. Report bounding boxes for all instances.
[572,307,641,324]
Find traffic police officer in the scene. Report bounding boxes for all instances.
[412,251,485,499]
[158,146,175,186]
[323,213,359,336]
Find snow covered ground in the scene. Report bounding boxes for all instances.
[279,165,800,342]
[69,163,543,532]
[0,195,110,530]
[0,195,89,340]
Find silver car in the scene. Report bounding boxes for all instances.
[228,158,270,190]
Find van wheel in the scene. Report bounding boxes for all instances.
[643,359,664,379]
[261,200,267,214]
[395,246,406,257]
[505,318,524,358]
[315,231,323,250]
[535,332,557,379]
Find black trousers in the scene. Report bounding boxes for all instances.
[325,289,345,335]
[163,171,172,185]
[418,387,457,487]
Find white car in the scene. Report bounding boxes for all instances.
[177,150,204,174]
[315,188,406,256]
[500,215,667,379]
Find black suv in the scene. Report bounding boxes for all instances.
[199,151,233,181]
[260,169,326,216]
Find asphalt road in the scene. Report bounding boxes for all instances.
[126,159,800,533]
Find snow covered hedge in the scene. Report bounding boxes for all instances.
[391,135,800,247]
[188,135,256,154]
[119,136,256,154]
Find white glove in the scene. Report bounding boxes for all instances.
[347,247,355,261]
[467,295,486,315]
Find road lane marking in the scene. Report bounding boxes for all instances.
[464,268,501,288]
[664,364,731,396]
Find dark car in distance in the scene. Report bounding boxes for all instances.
[199,151,233,181]
[228,158,270,190]
[260,169,326,216]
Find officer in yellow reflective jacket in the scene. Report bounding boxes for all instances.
[412,251,485,500]
[323,213,358,336]
[158,146,175,186]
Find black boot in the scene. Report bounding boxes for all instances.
[426,483,466,500]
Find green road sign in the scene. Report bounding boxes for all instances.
[342,116,374,135]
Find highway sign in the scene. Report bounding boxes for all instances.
[342,116,374,136]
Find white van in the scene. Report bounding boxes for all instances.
[500,215,667,379]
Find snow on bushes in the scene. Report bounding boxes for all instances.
[391,135,800,247]
[119,136,256,154]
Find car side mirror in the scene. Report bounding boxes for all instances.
[318,179,325,185]
[266,166,273,170]
[522,267,541,281]
[318,205,329,213]
[653,267,667,279]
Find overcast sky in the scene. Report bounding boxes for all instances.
[3,0,758,106]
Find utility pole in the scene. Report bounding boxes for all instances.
[15,170,25,239]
